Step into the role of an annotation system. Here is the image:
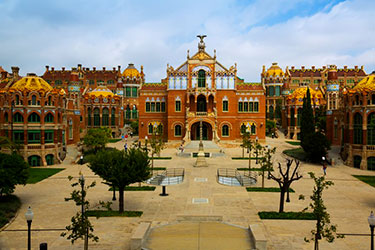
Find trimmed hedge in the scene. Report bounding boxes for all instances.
[108,138,122,143]
[86,210,143,217]
[286,141,300,146]
[152,157,172,160]
[0,195,21,228]
[152,167,166,170]
[353,175,375,187]
[246,187,295,193]
[258,211,316,220]
[109,186,156,191]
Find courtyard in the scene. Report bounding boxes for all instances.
[0,134,375,249]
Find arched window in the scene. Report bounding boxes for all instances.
[275,86,281,96]
[368,113,375,145]
[197,95,206,112]
[111,108,116,126]
[353,155,361,169]
[353,113,363,144]
[87,108,92,126]
[102,108,109,126]
[269,86,275,97]
[174,125,182,136]
[93,108,100,126]
[156,124,163,135]
[222,125,229,137]
[28,112,40,123]
[223,100,228,112]
[148,123,153,134]
[367,157,375,171]
[47,96,52,106]
[15,95,21,105]
[297,108,303,126]
[44,113,54,123]
[132,106,138,119]
[268,106,274,119]
[355,95,359,105]
[251,124,256,135]
[4,112,8,123]
[125,106,131,119]
[31,95,37,105]
[198,70,206,88]
[240,124,246,134]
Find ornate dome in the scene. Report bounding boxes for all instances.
[9,73,53,94]
[287,86,324,105]
[88,85,115,98]
[350,72,375,93]
[265,63,284,77]
[122,63,140,78]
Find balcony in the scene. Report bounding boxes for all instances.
[367,145,375,151]
[196,112,207,116]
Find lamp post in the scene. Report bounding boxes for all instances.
[369,211,375,250]
[79,175,88,250]
[25,206,34,250]
[80,155,83,165]
[145,136,148,155]
[255,136,259,164]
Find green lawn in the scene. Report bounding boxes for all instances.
[246,187,295,192]
[108,138,122,143]
[27,168,65,184]
[258,211,316,220]
[353,175,375,187]
[109,186,156,191]
[286,141,301,146]
[86,210,143,217]
[0,195,21,228]
[283,148,308,161]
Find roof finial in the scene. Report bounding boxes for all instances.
[197,35,207,52]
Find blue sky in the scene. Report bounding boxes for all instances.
[0,0,374,81]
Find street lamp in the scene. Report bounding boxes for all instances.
[145,136,148,154]
[80,155,84,165]
[25,206,34,250]
[369,211,375,250]
[79,174,88,250]
[255,136,259,164]
[266,145,272,180]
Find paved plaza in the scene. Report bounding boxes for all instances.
[1,135,375,249]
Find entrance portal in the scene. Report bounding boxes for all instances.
[191,122,212,140]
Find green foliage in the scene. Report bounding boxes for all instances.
[149,127,166,171]
[153,157,172,160]
[286,141,300,146]
[258,211,316,220]
[61,175,99,246]
[304,132,331,163]
[86,210,143,217]
[27,168,65,184]
[301,88,315,151]
[275,99,283,120]
[88,148,150,212]
[246,187,295,192]
[152,167,166,170]
[83,128,111,152]
[130,121,139,135]
[283,148,308,161]
[258,145,276,188]
[301,172,343,247]
[0,153,29,196]
[315,106,327,133]
[266,120,276,136]
[353,175,375,187]
[108,138,122,143]
[0,195,21,228]
[0,136,21,153]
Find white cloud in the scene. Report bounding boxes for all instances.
[0,0,373,81]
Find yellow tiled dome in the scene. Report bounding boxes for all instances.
[88,85,115,98]
[350,73,375,93]
[122,63,140,78]
[287,86,324,105]
[265,63,284,77]
[9,74,53,94]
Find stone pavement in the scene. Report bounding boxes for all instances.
[0,136,374,249]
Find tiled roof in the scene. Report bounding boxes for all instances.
[141,82,167,90]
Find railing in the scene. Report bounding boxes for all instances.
[28,145,41,149]
[146,168,184,186]
[352,145,363,150]
[367,145,375,151]
[45,145,56,149]
[196,112,207,116]
[217,168,257,186]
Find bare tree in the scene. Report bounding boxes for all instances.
[269,159,302,213]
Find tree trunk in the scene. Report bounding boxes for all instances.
[279,187,286,213]
[261,170,265,188]
[242,147,244,158]
[152,153,154,175]
[248,150,251,170]
[119,187,124,213]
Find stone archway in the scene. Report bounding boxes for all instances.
[191,121,212,140]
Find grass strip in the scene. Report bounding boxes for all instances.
[86,210,143,217]
[152,157,172,160]
[108,138,122,143]
[0,195,21,228]
[232,157,265,160]
[109,186,156,191]
[286,141,300,146]
[283,148,307,161]
[258,211,316,220]
[27,168,65,184]
[237,168,273,172]
[353,175,375,187]
[246,187,295,193]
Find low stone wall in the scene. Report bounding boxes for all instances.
[249,223,267,250]
[130,222,151,250]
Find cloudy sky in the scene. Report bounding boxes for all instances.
[0,0,374,82]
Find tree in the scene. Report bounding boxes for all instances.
[275,99,283,122]
[83,128,111,152]
[301,172,343,250]
[304,132,331,163]
[241,130,253,170]
[269,159,302,213]
[300,88,315,152]
[258,145,276,188]
[130,121,139,135]
[61,174,98,250]
[0,152,29,196]
[88,148,150,213]
[0,136,21,153]
[149,125,165,173]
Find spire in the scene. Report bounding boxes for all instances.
[197,35,207,52]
